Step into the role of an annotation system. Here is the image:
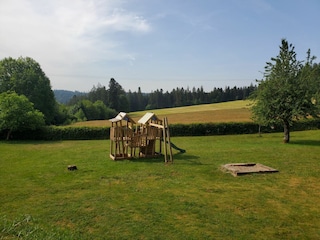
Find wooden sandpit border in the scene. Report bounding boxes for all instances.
[221,163,278,177]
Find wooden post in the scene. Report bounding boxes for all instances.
[163,117,173,163]
[162,117,173,163]
[110,123,114,159]
[165,117,173,163]
[162,119,168,162]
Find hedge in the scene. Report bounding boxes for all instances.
[1,119,319,140]
[1,126,110,141]
[170,119,320,137]
[170,122,259,136]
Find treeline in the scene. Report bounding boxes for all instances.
[67,81,257,114]
[128,85,256,111]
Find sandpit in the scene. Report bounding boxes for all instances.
[221,163,278,177]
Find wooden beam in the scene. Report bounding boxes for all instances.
[150,122,164,129]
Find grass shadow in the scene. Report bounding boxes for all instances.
[128,157,165,163]
[173,153,199,160]
[127,153,202,165]
[290,140,320,146]
[173,154,203,165]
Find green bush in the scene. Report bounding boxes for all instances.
[2,126,109,140]
[170,122,259,136]
[162,120,320,137]
[1,119,319,140]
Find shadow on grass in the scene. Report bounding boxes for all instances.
[290,140,320,146]
[173,153,203,165]
[129,157,165,163]
[128,153,203,165]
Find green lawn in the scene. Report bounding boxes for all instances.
[1,130,320,239]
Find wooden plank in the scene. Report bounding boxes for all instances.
[165,117,173,163]
[150,123,164,129]
[162,119,168,162]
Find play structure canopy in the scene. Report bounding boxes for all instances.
[109,112,135,124]
[138,112,160,125]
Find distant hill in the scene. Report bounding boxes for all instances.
[54,90,87,104]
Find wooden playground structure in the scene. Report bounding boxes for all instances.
[109,112,180,163]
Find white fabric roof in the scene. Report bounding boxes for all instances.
[138,112,160,124]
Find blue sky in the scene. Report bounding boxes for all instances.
[1,0,320,92]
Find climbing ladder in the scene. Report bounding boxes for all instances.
[162,117,173,163]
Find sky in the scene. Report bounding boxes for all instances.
[1,0,320,93]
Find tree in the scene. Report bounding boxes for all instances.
[0,57,56,124]
[108,78,128,112]
[93,100,117,120]
[0,91,45,140]
[251,39,319,143]
[88,83,108,106]
[53,103,72,125]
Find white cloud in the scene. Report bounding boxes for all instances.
[0,0,151,90]
[102,8,151,33]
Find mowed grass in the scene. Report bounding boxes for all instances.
[1,130,320,239]
[71,100,252,127]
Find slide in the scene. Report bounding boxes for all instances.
[170,142,186,153]
[161,139,186,153]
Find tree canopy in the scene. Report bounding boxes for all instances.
[0,57,56,124]
[251,39,320,143]
[0,91,45,140]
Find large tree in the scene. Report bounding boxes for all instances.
[88,83,108,106]
[251,39,319,143]
[108,78,128,112]
[0,91,45,140]
[0,57,56,124]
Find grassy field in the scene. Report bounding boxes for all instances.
[71,100,252,127]
[1,130,320,239]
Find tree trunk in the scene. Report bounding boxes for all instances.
[6,129,12,141]
[283,121,290,143]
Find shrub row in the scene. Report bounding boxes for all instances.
[170,119,320,137]
[170,122,259,136]
[2,126,110,141]
[1,119,319,140]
